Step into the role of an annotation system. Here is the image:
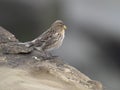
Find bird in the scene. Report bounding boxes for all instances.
[24,20,67,55]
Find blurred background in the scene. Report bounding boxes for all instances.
[0,0,120,90]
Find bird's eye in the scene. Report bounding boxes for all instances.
[59,22,62,24]
[58,23,63,26]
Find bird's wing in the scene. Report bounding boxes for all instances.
[39,30,54,42]
[41,33,62,50]
[31,29,56,47]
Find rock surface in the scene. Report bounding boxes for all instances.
[0,27,103,90]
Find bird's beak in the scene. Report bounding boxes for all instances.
[63,25,67,30]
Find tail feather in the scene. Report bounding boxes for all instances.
[18,41,33,47]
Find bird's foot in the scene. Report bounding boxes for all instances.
[41,51,59,60]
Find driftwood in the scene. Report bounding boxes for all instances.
[0,27,103,90]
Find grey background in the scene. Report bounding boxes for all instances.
[0,0,120,90]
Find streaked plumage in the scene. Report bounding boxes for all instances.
[26,20,67,52]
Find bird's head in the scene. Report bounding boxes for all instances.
[51,20,67,32]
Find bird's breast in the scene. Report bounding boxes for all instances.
[56,29,65,48]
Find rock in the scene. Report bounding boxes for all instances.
[0,26,18,43]
[0,27,103,90]
[0,27,33,54]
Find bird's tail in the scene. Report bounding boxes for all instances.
[18,41,33,48]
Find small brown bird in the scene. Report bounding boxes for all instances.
[25,20,67,52]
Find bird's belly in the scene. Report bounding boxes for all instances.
[46,33,65,51]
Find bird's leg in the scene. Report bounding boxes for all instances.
[34,47,58,59]
[42,51,55,59]
[34,48,52,59]
[45,51,51,57]
[41,51,59,59]
[46,51,60,58]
